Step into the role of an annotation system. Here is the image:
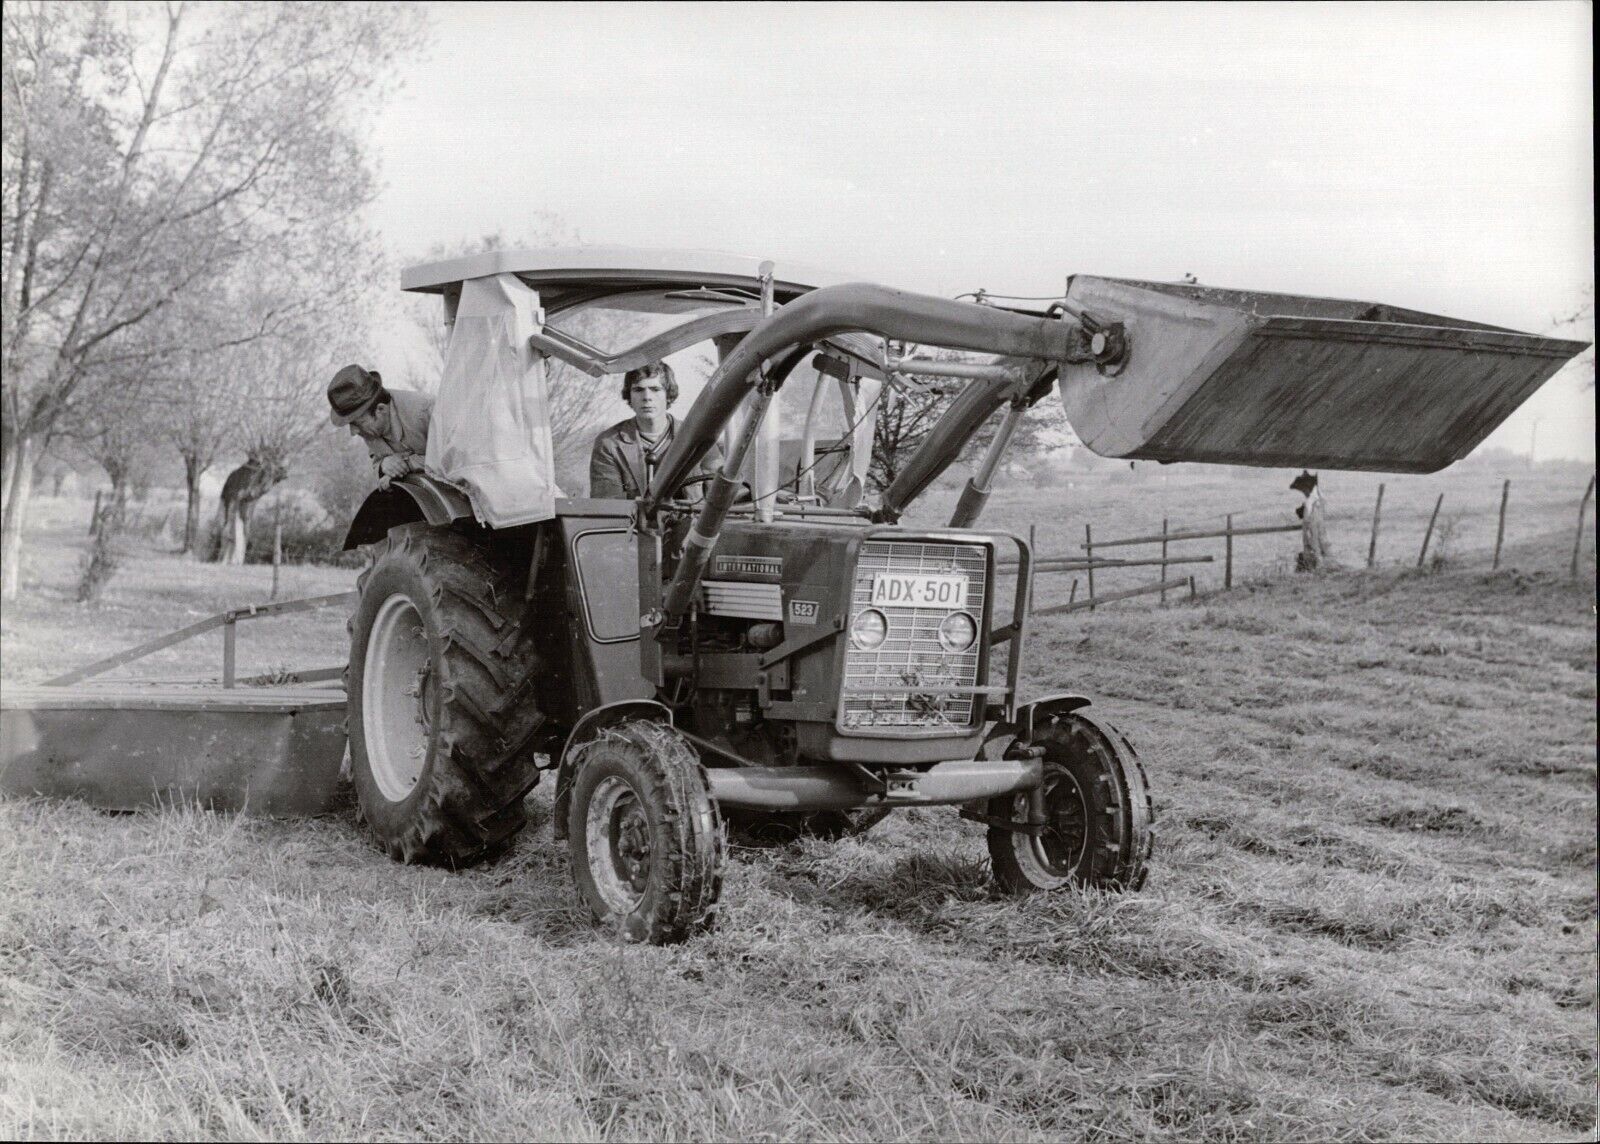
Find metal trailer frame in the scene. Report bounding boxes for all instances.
[1,593,354,816]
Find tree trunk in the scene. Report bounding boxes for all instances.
[109,474,130,530]
[229,504,248,565]
[1,432,38,599]
[77,476,130,605]
[182,453,206,555]
[0,431,15,516]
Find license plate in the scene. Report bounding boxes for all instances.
[870,573,968,608]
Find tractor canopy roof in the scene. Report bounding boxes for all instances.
[400,245,863,307]
[409,248,890,529]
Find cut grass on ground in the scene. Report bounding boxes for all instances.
[1,491,1595,1141]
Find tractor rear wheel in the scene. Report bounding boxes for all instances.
[985,711,1153,894]
[566,720,725,944]
[347,524,548,866]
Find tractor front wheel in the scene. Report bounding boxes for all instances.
[985,711,1153,894]
[567,720,725,944]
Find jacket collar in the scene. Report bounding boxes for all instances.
[618,414,675,448]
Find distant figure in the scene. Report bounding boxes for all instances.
[1292,469,1330,571]
[210,449,288,564]
[327,364,433,491]
[589,362,722,499]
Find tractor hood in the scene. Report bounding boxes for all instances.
[1053,277,1587,473]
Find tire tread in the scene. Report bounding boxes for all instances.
[349,524,549,867]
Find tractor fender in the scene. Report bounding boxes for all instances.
[341,474,474,550]
[551,700,675,840]
[1011,692,1093,741]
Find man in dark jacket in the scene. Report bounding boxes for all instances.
[327,364,433,491]
[589,362,722,499]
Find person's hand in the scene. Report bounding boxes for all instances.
[376,454,412,490]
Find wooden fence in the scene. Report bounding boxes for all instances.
[1001,473,1596,619]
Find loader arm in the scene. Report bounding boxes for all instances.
[646,282,1122,630]
[645,283,1115,507]
[878,365,1060,523]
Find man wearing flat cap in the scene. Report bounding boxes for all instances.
[328,365,434,491]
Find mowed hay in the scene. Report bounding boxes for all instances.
[1,498,1595,1140]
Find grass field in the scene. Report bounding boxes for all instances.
[2,473,1596,1141]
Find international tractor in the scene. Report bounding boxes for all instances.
[339,248,1583,944]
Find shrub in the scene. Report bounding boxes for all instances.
[305,443,376,526]
[241,487,361,567]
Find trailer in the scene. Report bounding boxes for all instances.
[1,593,353,815]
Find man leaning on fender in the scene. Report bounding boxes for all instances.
[328,365,433,490]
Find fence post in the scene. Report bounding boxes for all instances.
[1492,479,1510,570]
[1068,579,1077,604]
[1367,483,1385,568]
[1224,513,1234,590]
[1417,493,1444,569]
[1159,517,1170,604]
[1084,523,1095,611]
[1572,475,1595,579]
[1188,575,1196,600]
[222,619,237,689]
[1027,523,1037,615]
[270,504,283,602]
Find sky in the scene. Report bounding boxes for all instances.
[366,1,1594,460]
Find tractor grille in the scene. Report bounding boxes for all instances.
[700,580,783,620]
[839,539,988,735]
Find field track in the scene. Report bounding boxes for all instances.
[2,488,1595,1141]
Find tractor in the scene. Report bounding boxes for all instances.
[339,247,1583,943]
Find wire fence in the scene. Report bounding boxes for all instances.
[1002,473,1597,618]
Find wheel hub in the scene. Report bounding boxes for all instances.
[1032,768,1089,874]
[611,802,652,893]
[362,594,433,803]
[585,776,654,914]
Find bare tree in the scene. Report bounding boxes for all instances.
[1,0,424,597]
[205,301,371,564]
[868,344,1075,493]
[63,370,163,602]
[870,373,956,493]
[167,343,242,554]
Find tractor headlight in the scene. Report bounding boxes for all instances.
[850,608,888,650]
[937,611,977,653]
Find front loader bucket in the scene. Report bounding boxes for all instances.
[1056,277,1588,473]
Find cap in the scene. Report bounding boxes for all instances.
[327,365,385,426]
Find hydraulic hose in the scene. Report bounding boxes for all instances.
[658,346,810,624]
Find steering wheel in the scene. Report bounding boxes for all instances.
[675,473,754,504]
